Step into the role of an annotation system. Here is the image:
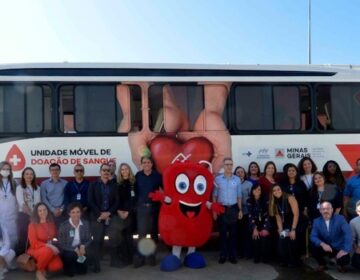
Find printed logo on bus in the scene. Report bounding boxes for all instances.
[275,149,285,158]
[5,144,26,171]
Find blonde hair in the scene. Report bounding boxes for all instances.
[117,163,135,185]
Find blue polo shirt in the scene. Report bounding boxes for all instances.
[213,174,242,206]
[135,170,162,204]
[344,174,360,212]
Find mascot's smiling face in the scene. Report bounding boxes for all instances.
[163,161,213,219]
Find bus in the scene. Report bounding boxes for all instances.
[0,63,359,178]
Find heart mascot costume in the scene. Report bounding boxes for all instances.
[149,154,224,271]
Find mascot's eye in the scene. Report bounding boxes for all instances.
[194,175,207,195]
[175,173,190,194]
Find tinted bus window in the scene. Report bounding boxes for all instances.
[316,84,360,130]
[234,85,310,131]
[0,85,43,133]
[60,84,141,133]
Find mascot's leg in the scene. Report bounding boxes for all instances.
[160,246,182,272]
[184,247,206,269]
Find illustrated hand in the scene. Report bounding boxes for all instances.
[210,202,225,214]
[124,83,232,174]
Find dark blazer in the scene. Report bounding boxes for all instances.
[58,219,92,252]
[310,214,352,253]
[87,179,119,219]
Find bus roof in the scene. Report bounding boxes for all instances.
[0,63,359,82]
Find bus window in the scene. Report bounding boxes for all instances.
[59,85,75,133]
[0,84,43,133]
[234,85,310,131]
[74,85,122,133]
[43,86,52,133]
[273,86,301,130]
[150,84,204,133]
[317,84,360,130]
[234,85,273,131]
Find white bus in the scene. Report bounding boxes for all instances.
[0,63,359,178]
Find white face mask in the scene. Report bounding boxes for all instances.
[0,170,10,178]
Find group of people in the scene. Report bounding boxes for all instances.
[215,156,360,274]
[0,155,360,278]
[0,157,161,280]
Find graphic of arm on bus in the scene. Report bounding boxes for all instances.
[124,83,231,174]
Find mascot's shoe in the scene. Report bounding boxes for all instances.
[160,255,182,272]
[184,252,206,269]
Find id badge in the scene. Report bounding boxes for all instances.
[130,190,135,197]
[76,193,81,200]
[317,202,320,209]
[69,230,75,238]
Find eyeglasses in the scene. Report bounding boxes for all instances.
[50,168,60,172]
[224,163,233,166]
[75,169,84,173]
[101,169,111,172]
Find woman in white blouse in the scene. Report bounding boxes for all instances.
[16,167,41,254]
[0,162,18,250]
[298,157,318,190]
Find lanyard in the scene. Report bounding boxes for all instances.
[73,181,84,193]
[2,181,10,199]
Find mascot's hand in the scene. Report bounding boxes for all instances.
[149,190,165,202]
[210,202,225,214]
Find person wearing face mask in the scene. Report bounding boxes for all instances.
[0,161,18,250]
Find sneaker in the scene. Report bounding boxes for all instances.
[218,256,226,264]
[337,265,347,273]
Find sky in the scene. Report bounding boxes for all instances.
[0,0,359,65]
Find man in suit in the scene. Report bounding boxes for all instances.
[88,163,123,271]
[310,201,352,273]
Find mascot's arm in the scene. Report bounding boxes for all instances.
[149,190,172,204]
[206,201,224,214]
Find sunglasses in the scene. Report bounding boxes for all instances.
[101,169,111,172]
[75,169,84,173]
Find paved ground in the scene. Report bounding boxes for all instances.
[6,238,359,280]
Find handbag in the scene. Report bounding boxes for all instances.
[16,237,36,272]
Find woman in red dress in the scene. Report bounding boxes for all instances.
[28,203,63,280]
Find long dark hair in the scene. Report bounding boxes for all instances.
[234,166,247,180]
[298,157,317,176]
[248,184,267,206]
[248,161,261,177]
[31,203,54,224]
[263,161,277,177]
[322,160,346,191]
[282,163,301,185]
[21,167,38,190]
